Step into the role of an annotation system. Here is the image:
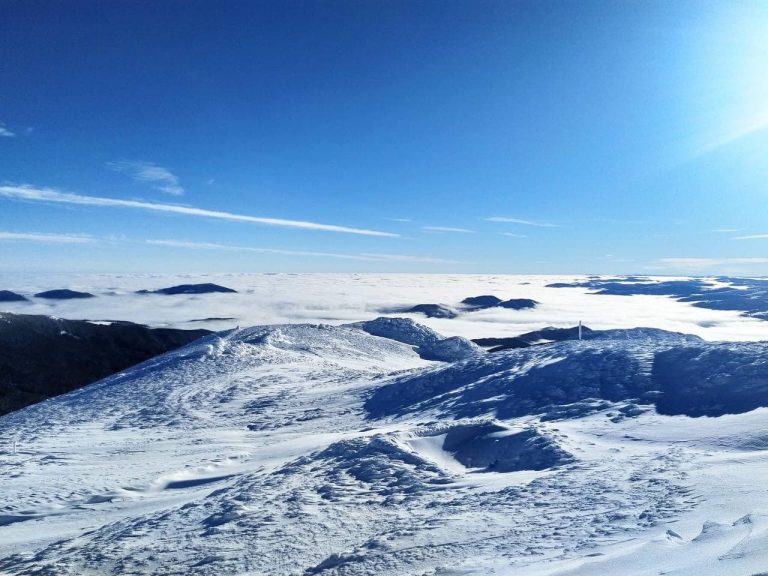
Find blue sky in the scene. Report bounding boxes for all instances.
[1,0,768,274]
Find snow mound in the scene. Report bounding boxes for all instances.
[654,342,768,416]
[434,422,572,472]
[366,329,768,420]
[347,317,480,361]
[287,434,452,501]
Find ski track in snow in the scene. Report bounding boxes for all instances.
[0,321,766,575]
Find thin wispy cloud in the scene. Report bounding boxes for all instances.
[148,239,452,263]
[0,231,93,243]
[713,228,743,233]
[0,124,16,138]
[485,217,561,228]
[421,226,474,234]
[694,110,768,157]
[582,217,645,225]
[386,217,413,223]
[499,232,527,238]
[732,233,768,240]
[0,185,398,237]
[108,160,185,196]
[656,257,768,269]
[358,253,459,264]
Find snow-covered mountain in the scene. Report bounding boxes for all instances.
[1,320,767,575]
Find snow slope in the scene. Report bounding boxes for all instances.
[0,321,767,575]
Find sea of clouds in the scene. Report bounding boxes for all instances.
[1,273,766,341]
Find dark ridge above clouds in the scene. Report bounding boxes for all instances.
[389,295,539,320]
[397,304,457,319]
[497,298,539,310]
[473,325,595,351]
[461,295,504,308]
[0,290,27,302]
[34,289,94,299]
[0,312,210,415]
[136,283,238,295]
[547,277,768,321]
[461,295,539,311]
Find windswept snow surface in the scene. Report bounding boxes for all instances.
[1,321,767,575]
